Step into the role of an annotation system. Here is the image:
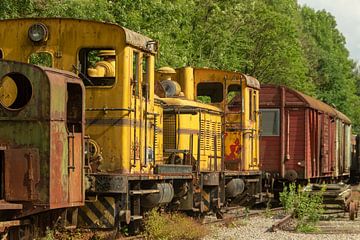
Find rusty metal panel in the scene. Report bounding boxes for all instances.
[154,164,192,174]
[259,86,281,107]
[285,109,305,179]
[4,149,40,201]
[224,132,242,171]
[260,136,281,173]
[68,133,83,205]
[322,116,329,173]
[87,174,128,194]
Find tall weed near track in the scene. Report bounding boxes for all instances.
[280,183,324,232]
[144,209,208,240]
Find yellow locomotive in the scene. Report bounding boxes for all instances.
[156,67,262,204]
[155,67,224,212]
[0,18,233,231]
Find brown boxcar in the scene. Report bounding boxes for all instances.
[259,85,351,184]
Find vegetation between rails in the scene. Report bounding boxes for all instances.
[144,209,208,240]
[280,183,325,232]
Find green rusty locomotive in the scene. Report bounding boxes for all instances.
[0,60,85,238]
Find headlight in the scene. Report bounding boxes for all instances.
[28,23,48,43]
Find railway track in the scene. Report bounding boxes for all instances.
[202,206,284,225]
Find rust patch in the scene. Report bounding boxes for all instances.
[4,148,40,201]
[225,137,241,161]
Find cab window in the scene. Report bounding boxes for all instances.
[132,51,140,96]
[79,48,116,87]
[67,83,83,133]
[251,91,257,121]
[0,50,3,59]
[197,82,223,103]
[142,55,150,99]
[248,89,258,121]
[260,109,280,136]
[29,52,52,67]
[227,84,242,112]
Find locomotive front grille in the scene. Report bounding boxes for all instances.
[163,114,176,153]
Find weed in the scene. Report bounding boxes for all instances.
[42,227,54,240]
[144,209,208,240]
[264,200,274,218]
[243,207,250,220]
[279,183,324,233]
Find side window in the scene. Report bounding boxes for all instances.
[0,50,3,59]
[0,73,32,110]
[227,84,241,111]
[197,82,223,103]
[29,52,52,67]
[260,109,280,136]
[142,55,149,99]
[79,48,116,87]
[67,83,83,133]
[252,91,257,121]
[132,51,140,96]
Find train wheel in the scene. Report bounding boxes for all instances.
[349,202,356,221]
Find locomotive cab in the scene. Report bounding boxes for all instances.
[0,60,85,225]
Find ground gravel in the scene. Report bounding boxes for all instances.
[203,215,360,240]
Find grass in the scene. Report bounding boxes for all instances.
[144,209,208,240]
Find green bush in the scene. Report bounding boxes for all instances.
[144,209,208,240]
[279,183,324,232]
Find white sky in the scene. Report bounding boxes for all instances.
[298,0,360,62]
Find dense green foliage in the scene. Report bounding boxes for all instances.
[1,0,360,129]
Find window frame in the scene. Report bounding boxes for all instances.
[260,108,280,136]
[196,82,224,103]
[132,51,140,96]
[28,51,53,67]
[78,48,117,88]
[142,54,150,99]
[226,84,242,112]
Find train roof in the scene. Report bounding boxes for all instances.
[261,85,351,124]
[0,18,156,54]
[192,68,260,90]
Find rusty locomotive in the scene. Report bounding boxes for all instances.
[0,60,85,238]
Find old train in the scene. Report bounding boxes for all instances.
[0,17,356,238]
[155,67,263,205]
[0,60,85,238]
[0,18,248,236]
[259,85,352,188]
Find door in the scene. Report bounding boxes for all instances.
[67,83,84,205]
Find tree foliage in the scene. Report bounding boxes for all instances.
[1,0,360,129]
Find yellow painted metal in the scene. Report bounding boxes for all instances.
[177,67,195,101]
[0,18,157,174]
[0,76,17,108]
[153,99,164,164]
[161,98,222,171]
[175,67,260,172]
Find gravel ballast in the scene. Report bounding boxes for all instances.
[203,215,360,240]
